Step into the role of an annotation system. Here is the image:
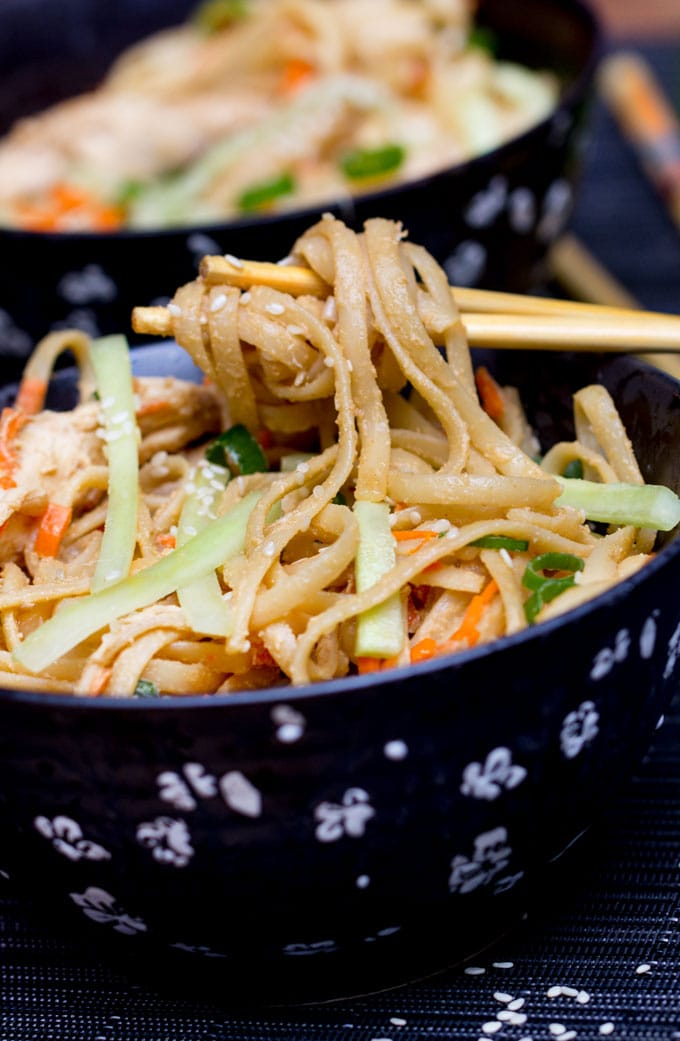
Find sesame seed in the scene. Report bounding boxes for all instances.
[384,740,408,760]
[494,992,513,1004]
[355,875,370,889]
[183,525,197,537]
[296,462,309,474]
[263,541,276,558]
[549,1025,566,1036]
[507,997,525,1010]
[167,302,182,316]
[224,253,243,269]
[599,1026,615,1036]
[547,986,563,998]
[287,324,305,336]
[561,987,579,997]
[210,293,227,311]
[481,1022,502,1035]
[323,296,337,322]
[389,1018,406,1026]
[324,356,335,368]
[464,966,486,976]
[240,291,252,304]
[493,961,514,969]
[277,255,296,266]
[561,1033,577,1041]
[105,570,122,582]
[347,360,353,372]
[636,963,652,974]
[265,302,285,316]
[312,485,324,497]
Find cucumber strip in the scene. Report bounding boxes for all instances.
[89,336,139,592]
[176,459,233,637]
[556,477,680,531]
[14,492,261,675]
[353,501,404,659]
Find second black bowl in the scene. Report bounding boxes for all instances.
[0,0,600,364]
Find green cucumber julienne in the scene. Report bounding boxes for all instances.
[353,501,404,659]
[555,476,680,531]
[13,492,261,675]
[89,335,140,592]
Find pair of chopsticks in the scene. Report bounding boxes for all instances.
[132,252,680,355]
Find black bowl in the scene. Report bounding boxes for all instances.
[0,345,678,1006]
[0,0,600,367]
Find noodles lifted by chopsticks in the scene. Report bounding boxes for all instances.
[1,215,675,697]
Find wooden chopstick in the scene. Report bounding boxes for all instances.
[198,254,676,324]
[130,252,680,353]
[132,302,680,353]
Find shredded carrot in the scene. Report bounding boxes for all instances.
[15,376,48,415]
[251,641,277,669]
[410,637,438,663]
[357,656,384,675]
[87,665,112,697]
[14,182,124,233]
[156,532,177,550]
[34,503,72,558]
[446,579,499,648]
[0,407,28,486]
[279,59,315,95]
[475,366,505,421]
[137,399,170,416]
[393,529,440,541]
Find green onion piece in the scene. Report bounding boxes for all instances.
[134,679,159,699]
[471,535,530,552]
[237,172,295,213]
[522,552,585,624]
[468,26,498,54]
[194,0,249,32]
[13,492,260,675]
[556,477,680,531]
[176,459,233,637]
[89,335,139,593]
[353,501,404,659]
[332,491,347,506]
[522,552,585,592]
[205,424,267,475]
[562,458,584,480]
[524,577,576,624]
[339,144,405,181]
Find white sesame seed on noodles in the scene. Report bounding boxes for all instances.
[224,253,243,269]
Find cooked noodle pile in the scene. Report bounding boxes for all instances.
[0,216,663,697]
[0,0,557,230]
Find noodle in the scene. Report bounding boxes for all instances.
[0,214,672,697]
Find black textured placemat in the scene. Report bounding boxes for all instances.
[2,39,680,1041]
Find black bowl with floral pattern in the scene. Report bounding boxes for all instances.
[0,345,679,1005]
[0,0,600,370]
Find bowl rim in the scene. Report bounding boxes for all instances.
[1,348,677,714]
[0,0,603,247]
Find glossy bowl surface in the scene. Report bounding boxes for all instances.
[0,346,679,1005]
[0,0,600,366]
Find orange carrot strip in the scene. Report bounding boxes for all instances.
[156,533,177,550]
[410,637,438,664]
[279,59,315,95]
[475,366,505,421]
[87,665,112,697]
[357,657,383,675]
[34,503,72,558]
[15,376,47,414]
[446,579,499,648]
[137,399,171,416]
[393,530,440,541]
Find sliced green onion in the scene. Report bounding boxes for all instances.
[353,501,404,659]
[176,459,233,637]
[562,458,584,480]
[522,551,585,624]
[468,26,498,54]
[339,144,405,181]
[471,535,529,552]
[237,172,295,213]
[556,477,680,531]
[206,424,267,475]
[194,0,249,32]
[13,492,260,675]
[89,335,139,593]
[134,679,159,699]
